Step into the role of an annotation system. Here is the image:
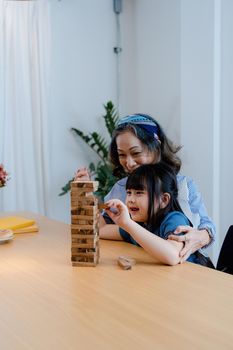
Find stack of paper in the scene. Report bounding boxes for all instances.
[0,216,38,233]
[13,224,38,233]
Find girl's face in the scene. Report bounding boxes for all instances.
[126,187,170,224]
[126,188,149,223]
[116,131,157,174]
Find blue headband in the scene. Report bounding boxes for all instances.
[117,114,160,141]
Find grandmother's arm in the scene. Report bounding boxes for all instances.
[168,226,210,262]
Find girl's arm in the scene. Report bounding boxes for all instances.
[122,220,183,265]
[99,221,123,240]
[105,199,183,266]
[99,203,122,240]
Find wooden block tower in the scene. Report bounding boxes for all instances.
[70,181,99,266]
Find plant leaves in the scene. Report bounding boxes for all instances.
[103,101,119,137]
[59,178,74,196]
[60,101,119,200]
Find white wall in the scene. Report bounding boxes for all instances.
[49,0,127,222]
[180,0,216,259]
[180,0,233,262]
[220,0,233,243]
[134,0,181,144]
[119,0,137,115]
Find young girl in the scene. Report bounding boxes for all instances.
[100,163,214,267]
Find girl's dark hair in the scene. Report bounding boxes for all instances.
[109,114,182,177]
[126,162,184,230]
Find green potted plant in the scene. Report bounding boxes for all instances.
[60,101,119,201]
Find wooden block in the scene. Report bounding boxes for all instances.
[71,181,99,191]
[71,202,98,210]
[71,250,99,266]
[72,235,98,244]
[71,224,98,230]
[85,209,98,216]
[117,256,136,270]
[72,215,97,221]
[71,209,85,216]
[72,243,95,250]
[71,240,97,247]
[72,233,98,240]
[71,247,97,257]
[71,206,98,216]
[70,198,97,204]
[71,219,94,225]
[71,181,97,187]
[72,248,99,256]
[71,229,97,236]
[71,197,98,206]
[98,203,109,210]
[71,249,99,259]
[71,234,99,244]
[72,241,97,247]
[71,244,99,255]
[72,261,97,267]
[74,252,92,258]
[71,189,93,197]
[71,219,98,225]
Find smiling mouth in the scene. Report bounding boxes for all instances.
[126,166,138,173]
[129,207,139,212]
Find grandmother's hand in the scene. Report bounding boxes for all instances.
[75,167,90,181]
[168,226,210,263]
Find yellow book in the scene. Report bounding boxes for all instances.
[0,216,35,230]
[13,224,39,234]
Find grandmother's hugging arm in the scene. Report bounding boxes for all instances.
[168,177,215,262]
[168,226,211,263]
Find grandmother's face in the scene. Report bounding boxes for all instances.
[116,131,158,174]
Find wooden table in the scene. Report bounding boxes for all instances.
[0,212,233,350]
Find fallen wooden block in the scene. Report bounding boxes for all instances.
[117,256,136,270]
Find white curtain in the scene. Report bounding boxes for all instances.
[0,0,51,215]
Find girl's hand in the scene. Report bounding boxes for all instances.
[75,167,90,181]
[105,199,131,229]
[168,226,210,262]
